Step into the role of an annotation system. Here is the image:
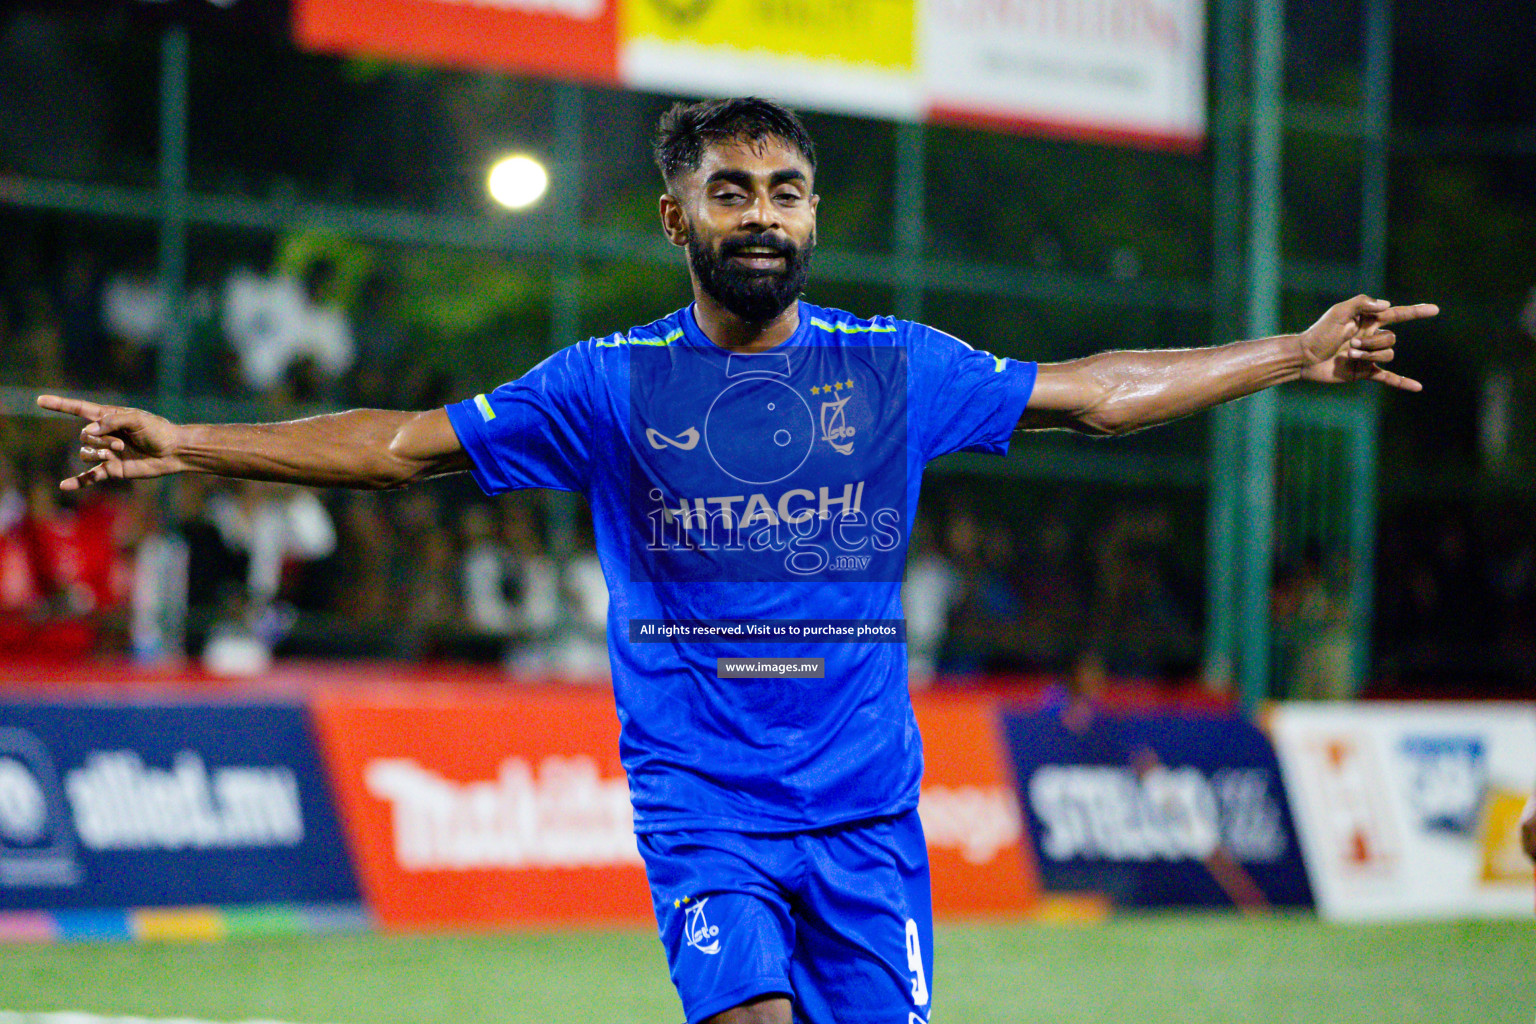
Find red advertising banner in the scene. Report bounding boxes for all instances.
[312,685,652,928]
[292,0,619,85]
[914,693,1041,916]
[312,683,1039,930]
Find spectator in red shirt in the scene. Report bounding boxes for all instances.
[0,454,42,620]
[17,460,130,658]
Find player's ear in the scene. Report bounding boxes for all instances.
[659,193,689,248]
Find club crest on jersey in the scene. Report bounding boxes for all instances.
[809,380,856,455]
[680,896,721,954]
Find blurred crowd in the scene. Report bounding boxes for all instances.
[903,500,1202,685]
[0,438,1210,684]
[1373,499,1536,696]
[3,423,1534,696]
[0,447,610,677]
[0,229,450,412]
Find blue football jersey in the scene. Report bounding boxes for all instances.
[445,302,1037,832]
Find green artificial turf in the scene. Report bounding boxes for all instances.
[2,914,1532,1024]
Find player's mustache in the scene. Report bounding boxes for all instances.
[719,233,798,259]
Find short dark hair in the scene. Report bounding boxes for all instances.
[653,97,817,189]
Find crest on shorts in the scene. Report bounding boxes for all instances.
[682,896,721,954]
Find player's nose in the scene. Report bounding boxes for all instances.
[738,192,780,231]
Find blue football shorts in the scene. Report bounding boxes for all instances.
[637,809,934,1024]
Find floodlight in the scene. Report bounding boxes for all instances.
[487,155,549,210]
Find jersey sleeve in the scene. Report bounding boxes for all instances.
[444,342,597,495]
[907,321,1038,461]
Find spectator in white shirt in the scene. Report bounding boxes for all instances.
[223,257,353,398]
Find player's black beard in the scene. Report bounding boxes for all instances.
[688,231,814,324]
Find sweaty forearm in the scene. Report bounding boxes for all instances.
[1071,334,1306,435]
[173,409,429,489]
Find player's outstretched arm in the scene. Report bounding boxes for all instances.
[36,395,469,492]
[1017,295,1438,435]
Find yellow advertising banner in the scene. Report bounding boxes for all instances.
[621,0,916,72]
[1478,788,1534,885]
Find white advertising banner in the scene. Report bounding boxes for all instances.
[618,0,1205,149]
[921,0,1206,147]
[1270,702,1536,922]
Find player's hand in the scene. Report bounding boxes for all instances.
[35,394,186,491]
[1296,294,1437,391]
[1519,792,1536,863]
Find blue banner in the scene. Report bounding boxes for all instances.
[0,700,359,910]
[1002,702,1313,908]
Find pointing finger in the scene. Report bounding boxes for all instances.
[37,394,108,421]
[1374,303,1439,325]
